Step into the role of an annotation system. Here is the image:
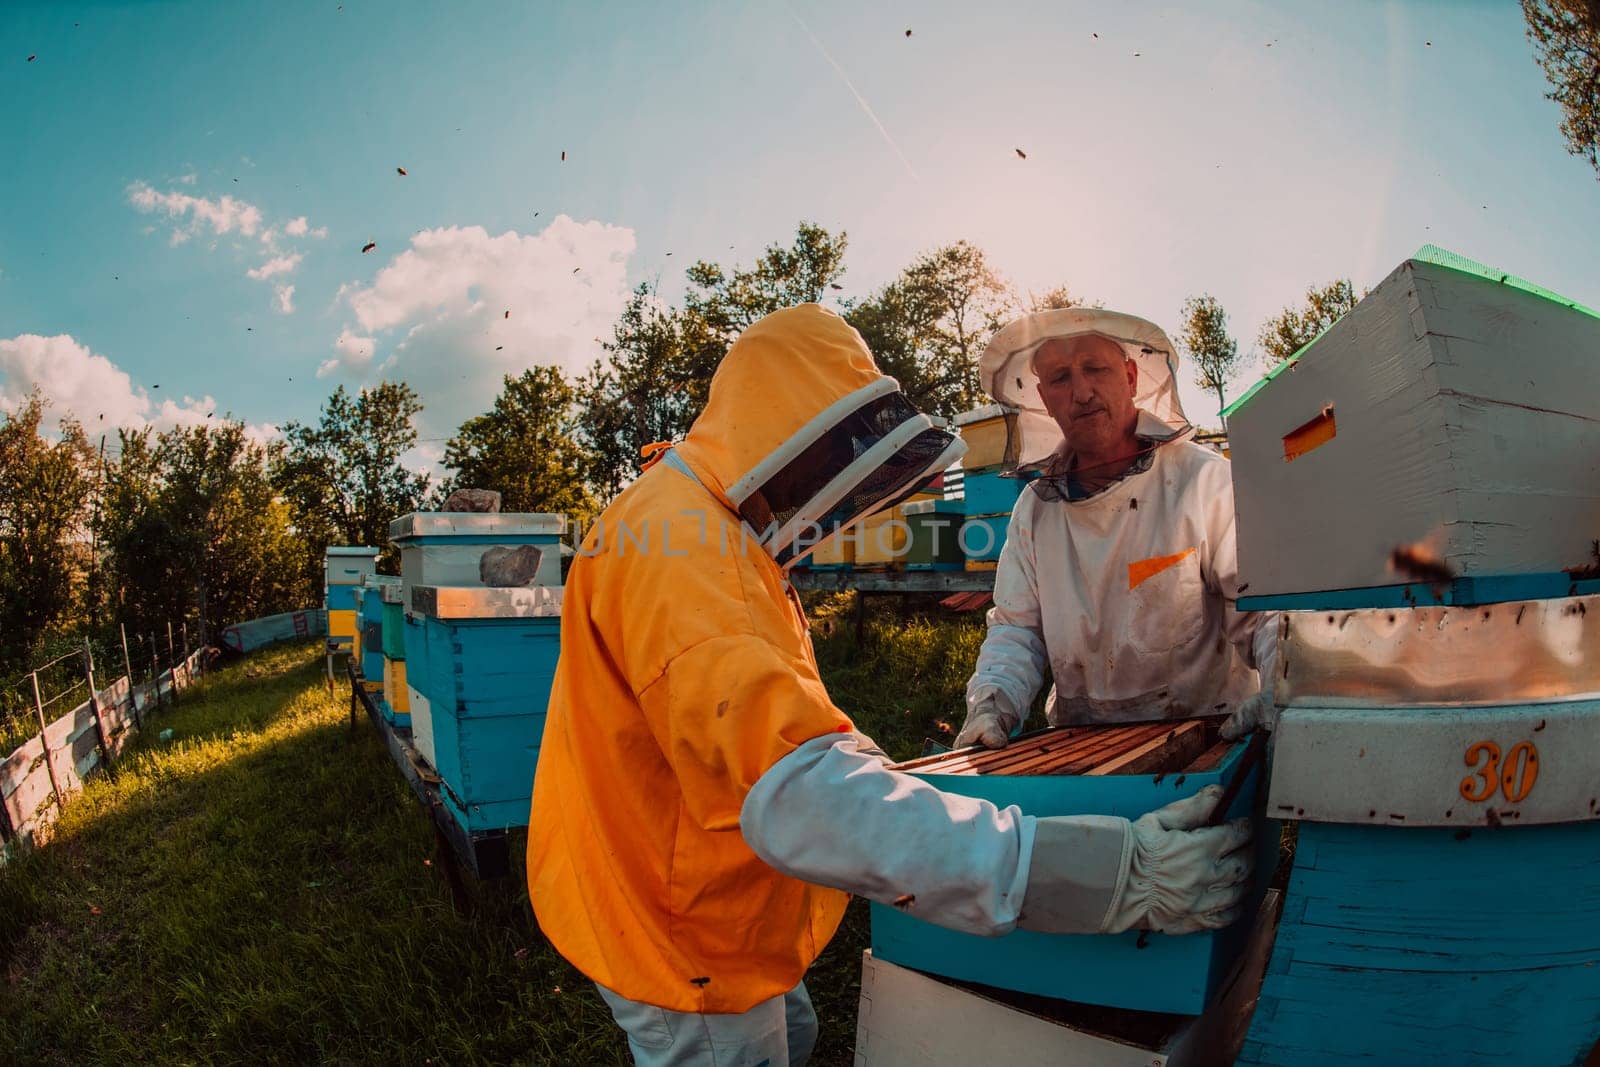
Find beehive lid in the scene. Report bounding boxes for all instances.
[389,512,566,541]
[409,584,563,619]
[953,403,1015,426]
[326,546,380,557]
[901,498,963,516]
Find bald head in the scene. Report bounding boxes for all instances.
[1033,333,1140,467]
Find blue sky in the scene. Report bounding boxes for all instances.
[2,0,1596,459]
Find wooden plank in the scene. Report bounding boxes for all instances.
[894,722,1183,777]
[0,735,45,800]
[1084,721,1207,777]
[4,762,56,838]
[1021,723,1175,776]
[1239,821,1600,1066]
[895,724,1137,775]
[1183,739,1234,773]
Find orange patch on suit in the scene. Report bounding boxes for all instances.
[1128,547,1196,590]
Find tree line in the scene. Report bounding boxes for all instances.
[0,221,1356,678]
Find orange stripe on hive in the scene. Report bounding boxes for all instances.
[1128,547,1196,590]
[1283,408,1336,462]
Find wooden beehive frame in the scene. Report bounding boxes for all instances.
[893,718,1229,777]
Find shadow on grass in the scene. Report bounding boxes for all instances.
[0,623,953,1066]
[0,643,622,1066]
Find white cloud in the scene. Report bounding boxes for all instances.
[128,181,263,242]
[274,285,296,315]
[247,253,303,280]
[177,172,198,185]
[334,328,375,365]
[325,217,635,436]
[0,333,276,442]
[130,182,324,292]
[284,216,327,238]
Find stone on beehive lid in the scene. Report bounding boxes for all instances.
[479,544,546,587]
[444,488,502,513]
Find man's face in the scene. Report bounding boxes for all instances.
[1033,334,1140,458]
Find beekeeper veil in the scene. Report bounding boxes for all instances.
[729,378,965,568]
[979,308,1192,473]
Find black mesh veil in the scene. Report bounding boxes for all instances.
[737,391,958,566]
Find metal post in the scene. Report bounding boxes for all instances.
[82,640,113,773]
[0,760,14,843]
[150,632,163,711]
[120,623,140,730]
[181,622,192,680]
[31,671,65,809]
[166,622,180,706]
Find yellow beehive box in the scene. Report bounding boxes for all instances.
[384,658,410,714]
[328,609,357,640]
[954,405,1019,471]
[856,509,910,567]
[810,531,856,567]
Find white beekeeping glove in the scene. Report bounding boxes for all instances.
[954,692,1021,750]
[1018,785,1254,936]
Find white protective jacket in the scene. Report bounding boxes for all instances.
[969,435,1276,725]
[966,308,1278,726]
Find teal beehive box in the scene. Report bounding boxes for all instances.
[325,546,379,649]
[408,585,562,834]
[391,511,566,776]
[358,574,396,694]
[869,721,1270,1016]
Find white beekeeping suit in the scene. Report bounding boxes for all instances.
[963,308,1278,736]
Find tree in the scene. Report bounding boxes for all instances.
[677,221,851,409]
[1523,1,1600,178]
[441,367,598,524]
[576,287,696,502]
[1013,284,1098,313]
[101,421,303,640]
[845,241,1013,417]
[0,393,95,673]
[272,382,430,581]
[577,223,851,501]
[1256,279,1359,364]
[1177,294,1243,427]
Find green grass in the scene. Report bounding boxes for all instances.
[0,596,986,1064]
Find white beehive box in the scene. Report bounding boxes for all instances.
[389,512,565,604]
[324,546,379,585]
[1228,248,1600,601]
[854,881,1279,1067]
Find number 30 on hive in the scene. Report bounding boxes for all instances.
[1460,740,1538,804]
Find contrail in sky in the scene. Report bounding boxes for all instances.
[785,4,921,183]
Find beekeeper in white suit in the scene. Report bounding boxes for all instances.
[956,308,1278,750]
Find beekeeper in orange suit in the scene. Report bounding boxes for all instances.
[955,309,1279,748]
[529,304,1254,1066]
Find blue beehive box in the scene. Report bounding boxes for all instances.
[870,724,1271,1016]
[325,545,378,649]
[962,467,1029,518]
[358,575,395,694]
[407,584,562,834]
